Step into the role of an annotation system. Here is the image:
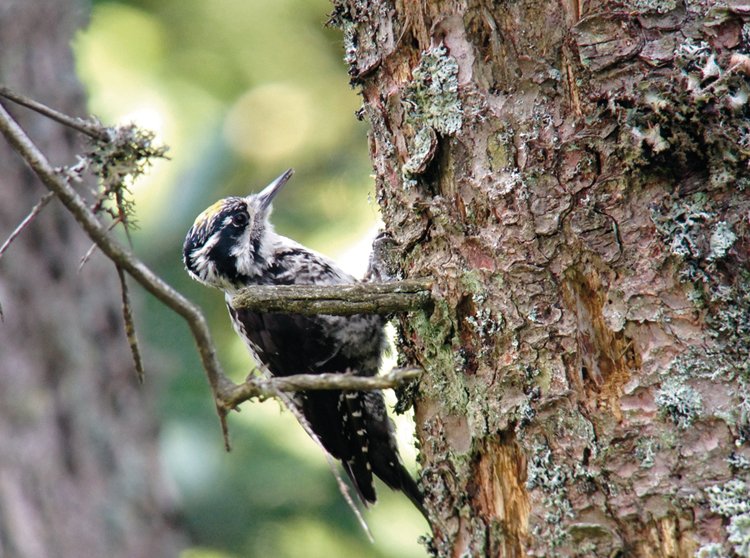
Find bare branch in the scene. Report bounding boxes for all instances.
[0,101,230,440]
[117,265,145,384]
[0,191,55,261]
[222,367,423,410]
[231,279,433,315]
[0,86,107,140]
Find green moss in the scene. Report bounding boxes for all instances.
[487,128,516,172]
[410,301,468,414]
[459,269,485,294]
[568,522,614,541]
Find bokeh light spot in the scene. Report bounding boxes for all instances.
[223,83,312,162]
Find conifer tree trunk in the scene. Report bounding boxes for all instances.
[333,0,750,556]
[0,2,185,556]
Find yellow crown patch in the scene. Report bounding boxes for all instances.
[193,199,227,228]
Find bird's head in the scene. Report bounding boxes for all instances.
[183,168,294,290]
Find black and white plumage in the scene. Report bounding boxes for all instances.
[183,169,424,515]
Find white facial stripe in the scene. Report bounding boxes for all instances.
[230,227,254,277]
[187,230,222,285]
[192,230,220,263]
[229,218,277,279]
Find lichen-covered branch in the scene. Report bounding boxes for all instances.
[116,265,145,384]
[221,367,422,410]
[231,280,432,315]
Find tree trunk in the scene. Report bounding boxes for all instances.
[0,2,185,556]
[333,0,750,556]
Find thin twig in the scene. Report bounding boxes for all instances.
[79,217,122,271]
[0,192,55,260]
[117,265,145,384]
[78,242,100,271]
[231,279,433,315]
[0,101,231,446]
[115,189,134,246]
[0,86,107,140]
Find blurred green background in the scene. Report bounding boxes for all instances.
[74,1,427,556]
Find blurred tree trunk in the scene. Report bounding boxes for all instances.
[334,0,750,556]
[0,2,185,557]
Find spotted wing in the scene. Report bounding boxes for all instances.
[229,305,378,503]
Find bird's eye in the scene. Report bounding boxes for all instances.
[231,211,249,228]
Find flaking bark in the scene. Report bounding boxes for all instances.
[333,0,750,556]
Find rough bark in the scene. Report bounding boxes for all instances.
[332,0,750,556]
[0,2,185,556]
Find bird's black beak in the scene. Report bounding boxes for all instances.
[257,168,294,211]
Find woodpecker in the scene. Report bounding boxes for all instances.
[183,169,425,516]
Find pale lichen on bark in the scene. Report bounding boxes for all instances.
[332,0,749,555]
